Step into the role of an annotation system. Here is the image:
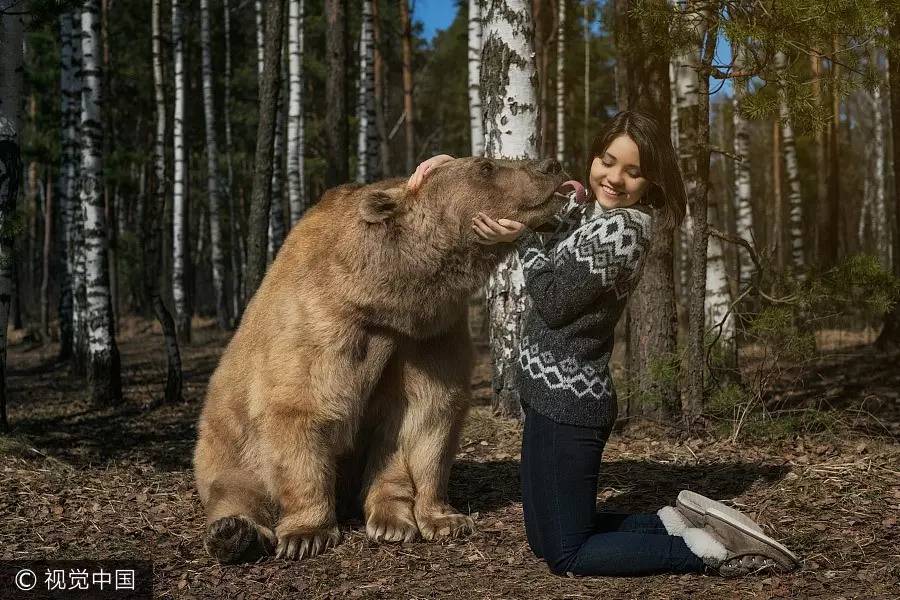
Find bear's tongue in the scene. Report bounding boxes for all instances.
[555,180,588,204]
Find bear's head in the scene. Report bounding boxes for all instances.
[358,156,569,240]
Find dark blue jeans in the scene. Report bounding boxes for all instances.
[520,405,706,576]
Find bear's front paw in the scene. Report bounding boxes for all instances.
[416,509,475,541]
[274,524,341,560]
[365,503,418,543]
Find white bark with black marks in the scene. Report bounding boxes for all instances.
[775,51,805,273]
[356,0,378,183]
[480,0,538,418]
[468,0,483,156]
[172,0,191,340]
[732,45,755,293]
[287,0,307,225]
[555,0,565,163]
[80,0,122,404]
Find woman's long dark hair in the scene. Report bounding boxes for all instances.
[585,110,687,230]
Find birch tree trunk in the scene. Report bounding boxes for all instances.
[811,53,828,259]
[80,0,122,405]
[775,51,805,274]
[287,0,307,225]
[201,0,230,330]
[268,69,286,260]
[325,0,348,186]
[555,0,565,164]
[246,0,285,299]
[0,6,25,430]
[223,0,244,318]
[356,0,378,183]
[151,0,183,403]
[400,0,415,173]
[57,11,77,361]
[481,0,538,419]
[732,45,755,293]
[870,80,889,269]
[171,0,191,343]
[468,0,483,156]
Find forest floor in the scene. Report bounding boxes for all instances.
[1,318,899,599]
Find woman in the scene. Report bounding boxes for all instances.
[407,111,800,578]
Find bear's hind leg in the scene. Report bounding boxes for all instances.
[362,450,419,543]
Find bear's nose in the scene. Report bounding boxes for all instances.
[537,158,562,175]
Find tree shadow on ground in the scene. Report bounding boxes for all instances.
[450,459,790,515]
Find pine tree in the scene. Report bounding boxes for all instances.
[325,0,348,186]
[400,0,415,173]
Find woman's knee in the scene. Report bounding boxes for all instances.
[542,546,578,576]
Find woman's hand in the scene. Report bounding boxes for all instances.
[472,212,527,245]
[407,154,455,191]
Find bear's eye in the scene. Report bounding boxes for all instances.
[480,161,494,176]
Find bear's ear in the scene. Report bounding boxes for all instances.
[360,190,402,223]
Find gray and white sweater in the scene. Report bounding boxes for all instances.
[515,198,653,428]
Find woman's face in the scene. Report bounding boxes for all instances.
[589,134,650,210]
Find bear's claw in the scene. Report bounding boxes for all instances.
[274,526,341,560]
[417,511,475,541]
[205,516,275,564]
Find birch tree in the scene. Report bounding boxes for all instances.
[468,0,483,156]
[80,0,122,404]
[151,0,183,403]
[732,44,755,293]
[172,0,191,342]
[372,0,390,175]
[287,0,307,225]
[201,0,230,329]
[268,70,286,259]
[555,0,565,163]
[481,0,538,418]
[356,0,378,183]
[0,5,24,429]
[774,51,805,273]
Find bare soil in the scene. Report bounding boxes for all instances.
[1,320,899,599]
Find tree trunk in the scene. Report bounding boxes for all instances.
[41,166,52,340]
[223,0,243,319]
[532,0,551,158]
[268,64,286,260]
[583,0,590,165]
[775,51,805,274]
[246,0,285,300]
[80,0,122,405]
[287,0,307,225]
[171,0,191,343]
[682,2,719,414]
[481,0,539,419]
[811,53,828,261]
[870,74,889,270]
[0,6,24,430]
[822,35,841,268]
[733,44,755,293]
[400,0,415,173]
[876,16,900,351]
[772,119,784,269]
[356,0,378,183]
[372,0,391,176]
[468,0,484,157]
[622,0,679,418]
[151,0,184,403]
[325,0,348,186]
[201,0,231,330]
[555,0,565,164]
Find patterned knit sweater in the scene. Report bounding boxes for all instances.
[515,197,653,428]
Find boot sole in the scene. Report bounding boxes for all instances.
[706,507,800,569]
[677,490,764,534]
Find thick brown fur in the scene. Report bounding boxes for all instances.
[194,157,567,562]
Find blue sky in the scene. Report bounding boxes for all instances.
[415,0,459,40]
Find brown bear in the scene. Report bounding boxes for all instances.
[193,156,568,563]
